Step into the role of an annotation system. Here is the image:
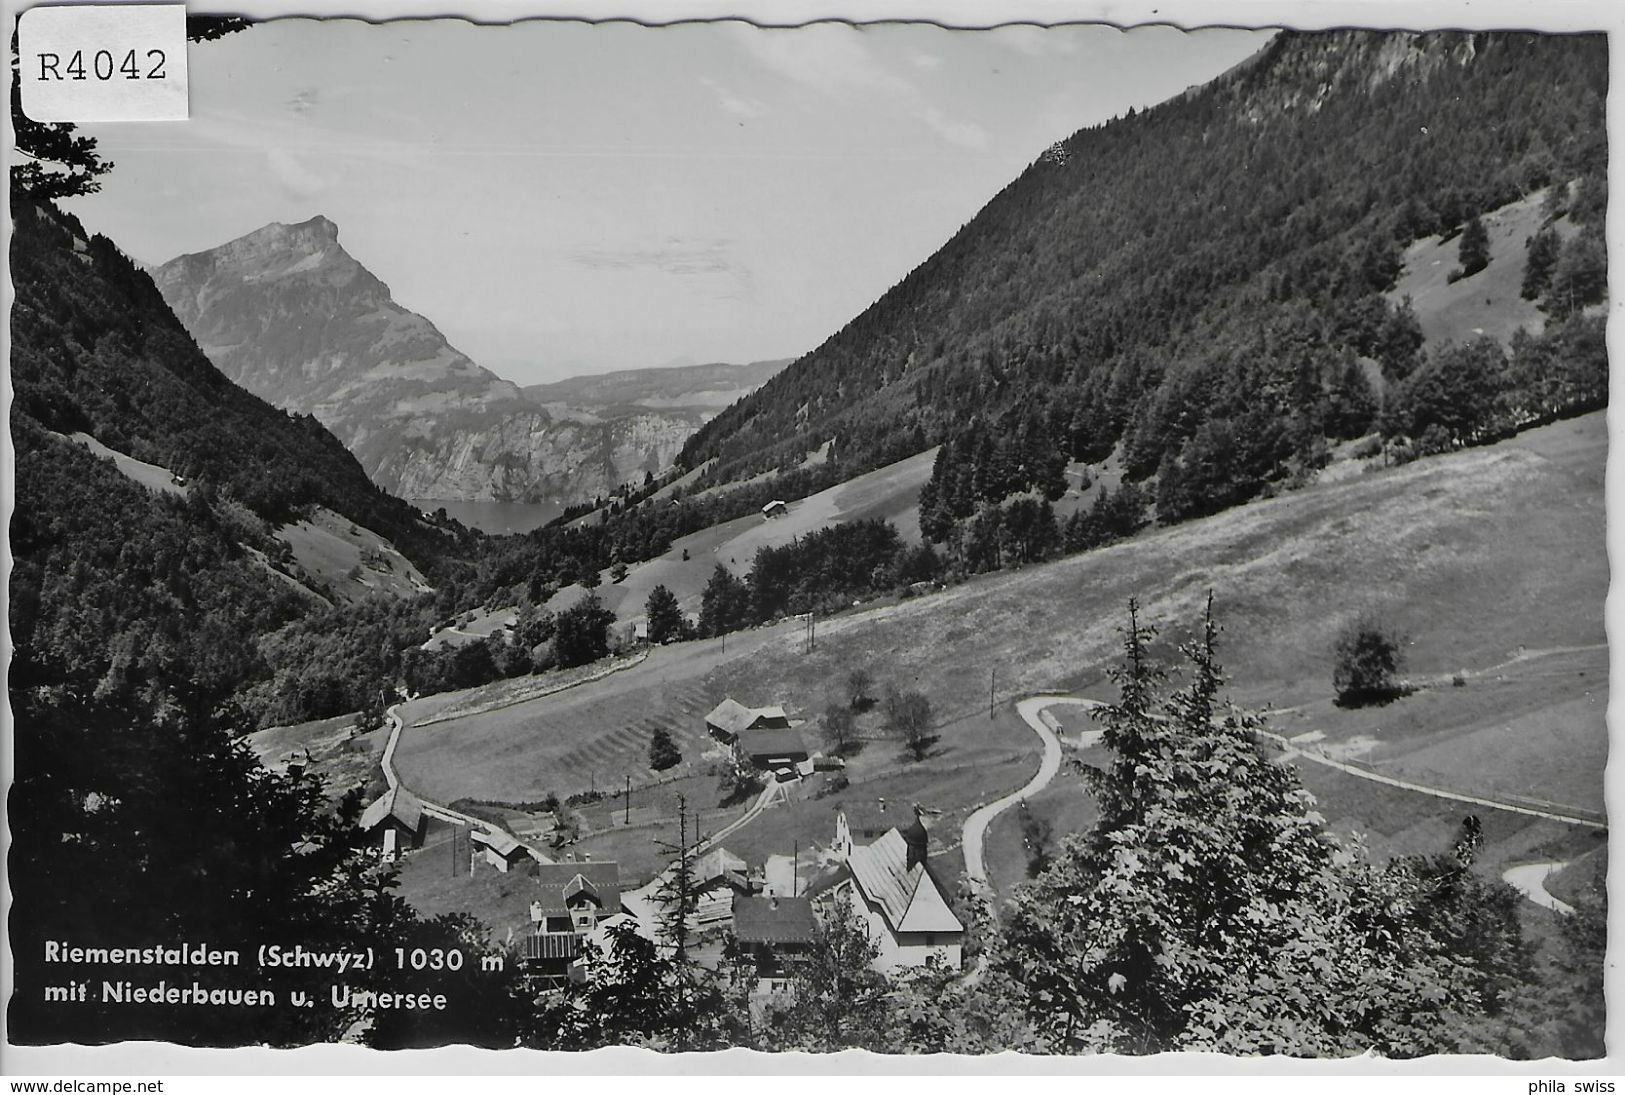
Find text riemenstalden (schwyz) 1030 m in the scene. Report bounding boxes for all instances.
[40,940,503,1012]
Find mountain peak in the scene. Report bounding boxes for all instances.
[292,214,339,241]
[241,214,341,253]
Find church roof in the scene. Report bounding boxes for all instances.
[847,829,963,936]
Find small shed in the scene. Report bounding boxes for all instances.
[761,500,788,519]
[470,827,531,873]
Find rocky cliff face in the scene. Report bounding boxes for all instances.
[150,217,749,504]
[378,408,707,502]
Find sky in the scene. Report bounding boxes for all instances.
[63,20,1271,385]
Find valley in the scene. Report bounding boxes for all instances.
[362,411,1604,895]
[11,22,1608,1058]
[149,217,789,507]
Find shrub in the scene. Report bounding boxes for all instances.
[884,685,935,760]
[649,727,680,771]
[1348,435,1383,460]
[822,703,857,755]
[846,668,874,711]
[1332,613,1410,706]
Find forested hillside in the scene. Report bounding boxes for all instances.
[679,31,1607,510]
[8,198,527,1046]
[8,201,461,714]
[12,203,444,550]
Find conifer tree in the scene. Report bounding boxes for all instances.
[1455,214,1491,279]
[991,596,1528,1056]
[644,583,686,644]
[1522,226,1561,300]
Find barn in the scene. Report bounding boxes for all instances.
[359,786,425,861]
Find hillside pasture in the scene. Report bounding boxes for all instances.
[392,413,1603,911]
[542,444,940,625]
[277,505,434,602]
[247,712,390,803]
[66,431,188,497]
[697,412,1604,854]
[421,604,517,651]
[1388,186,1576,347]
[393,619,804,806]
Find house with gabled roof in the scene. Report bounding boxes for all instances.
[832,806,963,973]
[689,846,755,930]
[833,798,910,856]
[524,859,623,984]
[737,726,809,774]
[732,895,819,997]
[470,826,532,873]
[705,698,791,745]
[359,786,425,861]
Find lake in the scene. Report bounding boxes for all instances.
[410,498,568,536]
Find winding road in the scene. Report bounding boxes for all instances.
[1259,728,1606,830]
[961,696,1103,889]
[379,700,519,836]
[1501,860,1576,915]
[959,692,1600,920]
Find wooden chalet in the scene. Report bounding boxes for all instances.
[359,786,425,862]
[470,827,531,873]
[704,698,791,746]
[524,859,622,983]
[731,895,819,996]
[737,726,809,774]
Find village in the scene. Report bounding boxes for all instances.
[356,691,968,1007]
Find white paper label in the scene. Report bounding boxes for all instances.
[18,4,188,122]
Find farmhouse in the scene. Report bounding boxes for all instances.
[704,698,791,746]
[667,846,757,933]
[524,859,623,984]
[737,726,809,774]
[832,799,910,857]
[470,827,531,873]
[761,499,788,519]
[732,895,819,996]
[831,808,963,973]
[359,786,425,861]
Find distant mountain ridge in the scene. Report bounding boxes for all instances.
[151,220,782,504]
[523,359,789,416]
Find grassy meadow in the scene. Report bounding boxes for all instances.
[382,410,1603,923]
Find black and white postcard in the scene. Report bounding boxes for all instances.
[3,0,1615,1074]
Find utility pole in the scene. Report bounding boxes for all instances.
[792,838,799,896]
[990,667,997,718]
[625,774,631,825]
